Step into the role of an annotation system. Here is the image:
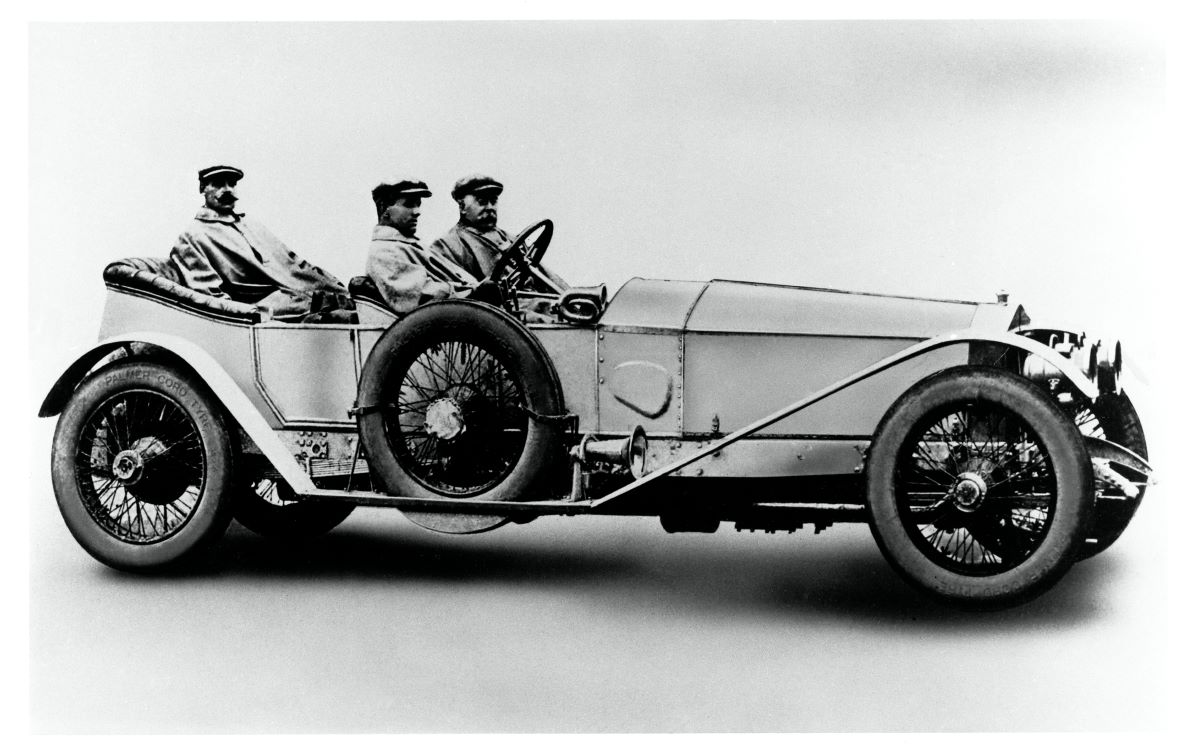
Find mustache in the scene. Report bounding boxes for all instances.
[218,194,237,203]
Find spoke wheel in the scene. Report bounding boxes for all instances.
[75,389,205,543]
[386,338,528,496]
[896,403,1056,577]
[233,478,354,538]
[51,361,235,570]
[357,300,565,534]
[866,367,1093,609]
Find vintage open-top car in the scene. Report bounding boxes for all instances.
[40,220,1152,608]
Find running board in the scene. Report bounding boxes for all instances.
[300,489,592,516]
[300,488,868,522]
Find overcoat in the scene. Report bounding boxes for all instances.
[366,224,474,314]
[431,222,569,289]
[169,207,347,319]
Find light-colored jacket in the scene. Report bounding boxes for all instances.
[366,225,475,314]
[169,207,346,319]
[430,221,568,288]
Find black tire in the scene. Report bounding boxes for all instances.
[866,366,1094,609]
[1072,392,1148,558]
[51,360,236,571]
[233,478,354,538]
[356,300,565,534]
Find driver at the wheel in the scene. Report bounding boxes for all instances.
[430,174,569,289]
[365,178,502,315]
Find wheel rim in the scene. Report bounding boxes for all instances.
[73,389,205,544]
[895,400,1057,576]
[383,338,528,496]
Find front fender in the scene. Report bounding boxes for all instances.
[588,328,1099,510]
[963,329,1099,399]
[39,332,317,494]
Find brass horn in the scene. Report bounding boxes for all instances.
[558,284,608,324]
[579,426,648,478]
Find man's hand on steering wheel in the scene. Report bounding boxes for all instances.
[488,219,557,293]
[465,279,505,307]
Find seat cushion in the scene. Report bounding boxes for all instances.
[348,275,387,306]
[348,275,400,325]
[106,256,185,285]
[103,257,261,324]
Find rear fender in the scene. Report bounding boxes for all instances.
[38,332,316,493]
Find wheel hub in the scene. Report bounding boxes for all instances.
[111,437,182,503]
[951,471,988,512]
[424,398,466,441]
[111,449,145,483]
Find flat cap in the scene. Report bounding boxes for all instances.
[372,179,432,205]
[451,174,504,200]
[198,165,244,183]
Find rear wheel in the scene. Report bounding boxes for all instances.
[51,361,235,570]
[866,367,1093,608]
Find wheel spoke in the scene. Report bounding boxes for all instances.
[907,500,957,530]
[896,399,1057,576]
[967,512,1037,563]
[912,442,956,479]
[74,388,206,544]
[387,337,528,496]
[142,433,202,463]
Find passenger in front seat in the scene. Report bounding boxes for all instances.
[365,178,502,315]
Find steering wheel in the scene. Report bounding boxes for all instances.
[488,219,557,293]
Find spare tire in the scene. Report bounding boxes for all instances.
[356,300,565,533]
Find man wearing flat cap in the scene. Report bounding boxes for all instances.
[430,174,568,289]
[366,178,495,315]
[169,165,353,321]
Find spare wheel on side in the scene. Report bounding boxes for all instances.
[356,300,565,533]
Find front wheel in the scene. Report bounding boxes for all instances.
[1072,391,1148,558]
[866,367,1094,609]
[51,360,236,570]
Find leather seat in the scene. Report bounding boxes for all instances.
[103,257,261,324]
[348,276,400,325]
[348,275,387,306]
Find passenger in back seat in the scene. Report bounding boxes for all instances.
[169,165,356,322]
